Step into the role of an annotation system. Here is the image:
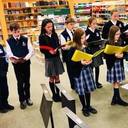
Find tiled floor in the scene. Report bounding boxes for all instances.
[1,57,128,128]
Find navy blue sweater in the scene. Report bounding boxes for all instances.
[0,44,8,76]
[39,33,60,59]
[7,36,29,57]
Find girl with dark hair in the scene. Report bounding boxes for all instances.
[39,19,64,102]
[104,25,128,106]
[68,28,97,117]
[86,17,103,88]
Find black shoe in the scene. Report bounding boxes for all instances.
[111,97,117,105]
[82,108,90,117]
[26,99,33,106]
[0,108,8,113]
[88,106,97,114]
[52,95,61,102]
[4,104,14,111]
[96,82,103,89]
[117,98,128,106]
[20,101,27,109]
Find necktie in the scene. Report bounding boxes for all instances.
[71,31,74,36]
[16,38,19,43]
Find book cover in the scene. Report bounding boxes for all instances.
[104,44,128,54]
[71,49,104,62]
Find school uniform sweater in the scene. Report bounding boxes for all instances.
[102,20,125,39]
[60,28,73,62]
[0,44,8,76]
[68,47,90,77]
[39,33,60,59]
[86,28,101,54]
[7,36,29,57]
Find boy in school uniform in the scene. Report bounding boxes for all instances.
[6,22,34,109]
[102,9,125,39]
[60,16,75,90]
[0,43,14,113]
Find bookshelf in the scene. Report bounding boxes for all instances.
[0,23,3,41]
[74,2,92,29]
[1,0,69,42]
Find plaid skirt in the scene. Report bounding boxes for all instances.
[45,56,64,77]
[107,60,125,83]
[74,66,96,95]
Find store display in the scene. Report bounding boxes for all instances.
[74,3,92,29]
[2,0,69,37]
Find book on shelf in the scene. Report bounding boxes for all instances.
[104,44,128,54]
[71,49,104,62]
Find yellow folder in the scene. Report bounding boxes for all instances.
[71,49,104,62]
[104,44,128,54]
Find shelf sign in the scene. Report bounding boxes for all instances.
[41,9,54,15]
[41,8,70,15]
[54,8,70,15]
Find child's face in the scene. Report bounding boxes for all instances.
[66,22,75,31]
[114,30,120,41]
[112,12,119,21]
[81,34,86,45]
[44,22,53,34]
[11,29,20,38]
[90,19,97,29]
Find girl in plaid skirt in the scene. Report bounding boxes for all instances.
[68,28,97,117]
[104,25,128,106]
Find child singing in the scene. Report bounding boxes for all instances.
[104,25,128,106]
[39,19,64,102]
[68,28,97,117]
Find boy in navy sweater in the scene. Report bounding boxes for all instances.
[0,43,14,113]
[6,22,34,109]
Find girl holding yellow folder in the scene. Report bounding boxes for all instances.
[104,25,128,106]
[68,28,97,117]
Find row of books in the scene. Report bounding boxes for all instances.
[4,9,32,15]
[4,2,27,9]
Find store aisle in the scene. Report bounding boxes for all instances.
[0,56,128,128]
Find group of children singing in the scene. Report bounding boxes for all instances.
[1,9,128,117]
[39,9,128,117]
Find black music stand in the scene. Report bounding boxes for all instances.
[55,84,76,127]
[63,107,89,128]
[40,84,54,128]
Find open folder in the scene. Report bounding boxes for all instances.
[40,41,73,51]
[71,49,104,62]
[104,44,128,54]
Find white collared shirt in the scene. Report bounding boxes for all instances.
[111,20,117,25]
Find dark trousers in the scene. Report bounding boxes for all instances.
[0,76,9,107]
[65,61,75,89]
[13,61,31,103]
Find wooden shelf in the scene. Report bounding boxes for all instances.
[5,12,39,16]
[6,19,37,23]
[4,4,68,10]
